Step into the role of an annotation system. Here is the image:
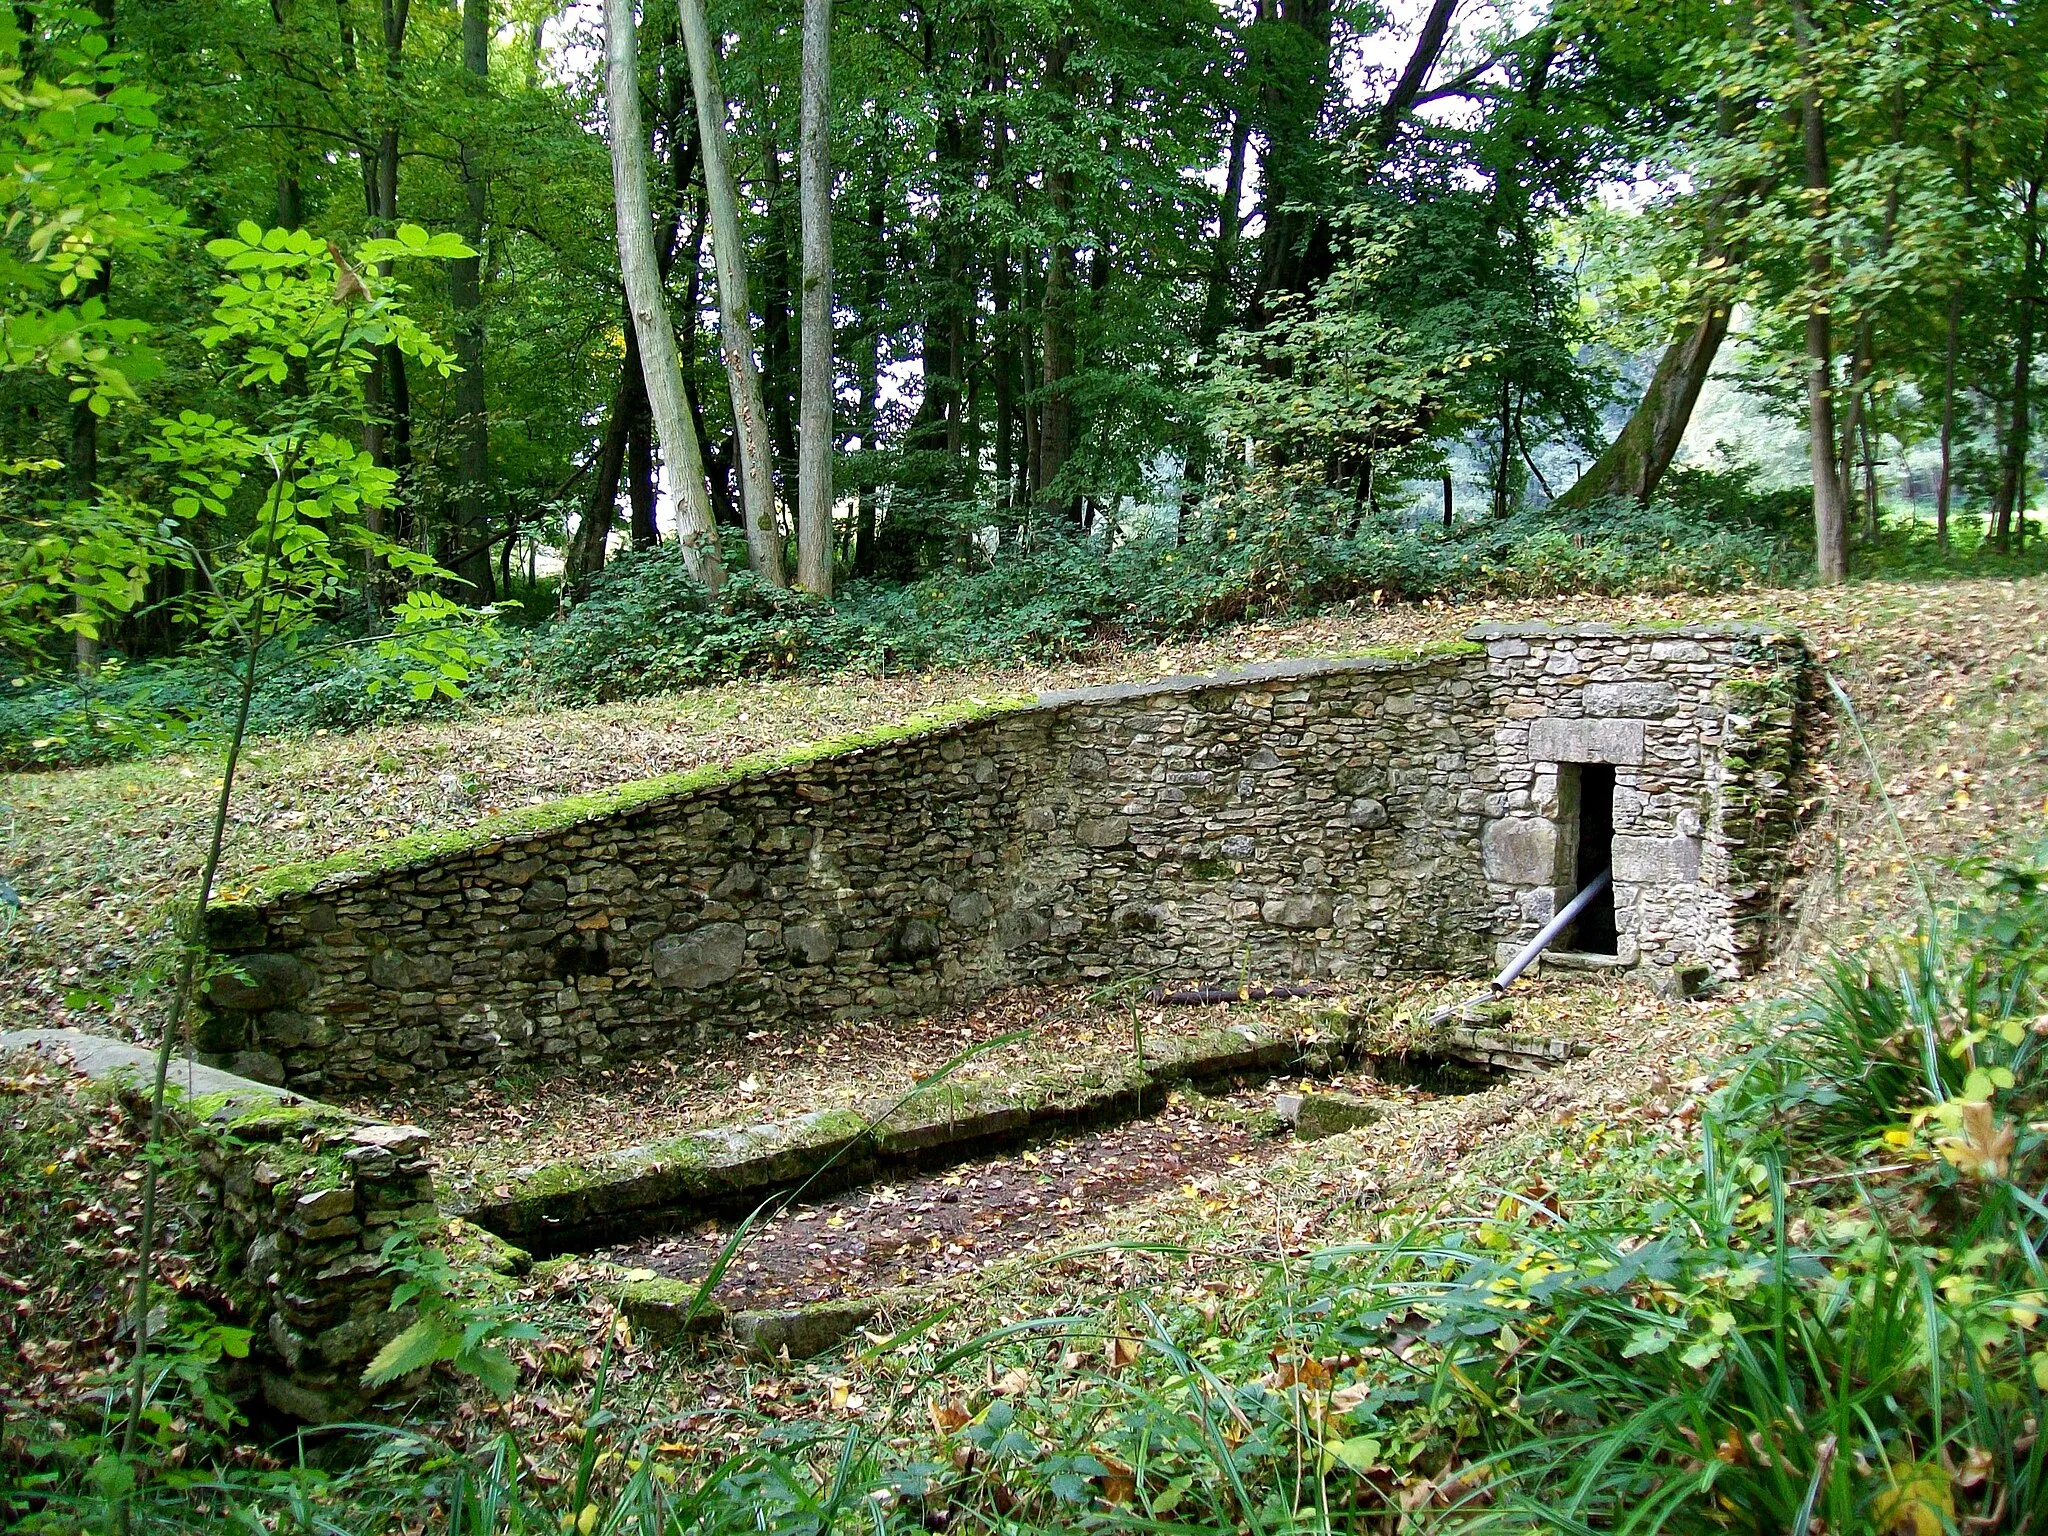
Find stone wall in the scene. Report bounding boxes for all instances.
[201,625,1807,1095]
[0,1030,439,1423]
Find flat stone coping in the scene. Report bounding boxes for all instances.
[0,1027,308,1122]
[1463,620,1793,641]
[465,1021,1303,1254]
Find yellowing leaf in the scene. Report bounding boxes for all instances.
[1870,1461,1952,1536]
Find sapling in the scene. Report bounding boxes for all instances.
[111,221,487,1477]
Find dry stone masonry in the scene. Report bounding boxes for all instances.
[201,623,1807,1094]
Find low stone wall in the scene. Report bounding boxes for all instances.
[200,624,1808,1095]
[0,1030,439,1423]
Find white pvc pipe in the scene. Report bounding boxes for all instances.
[1492,868,1612,991]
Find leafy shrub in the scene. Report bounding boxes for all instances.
[5,485,1798,762]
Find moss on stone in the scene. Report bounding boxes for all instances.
[219,693,1038,910]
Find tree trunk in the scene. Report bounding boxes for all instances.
[759,129,801,497]
[677,0,785,585]
[1199,108,1249,348]
[604,0,725,590]
[1791,0,1847,583]
[795,0,834,597]
[448,0,493,602]
[1554,301,1730,509]
[1996,160,2043,553]
[1938,292,1959,553]
[564,353,636,598]
[851,170,885,578]
[1037,35,1076,517]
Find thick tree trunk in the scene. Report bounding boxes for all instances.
[795,0,834,597]
[1199,109,1249,349]
[448,0,493,602]
[1791,0,1847,584]
[1554,302,1730,509]
[677,0,785,585]
[603,0,725,590]
[1253,0,1336,310]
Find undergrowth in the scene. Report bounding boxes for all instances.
[9,841,2048,1529]
[3,482,1800,768]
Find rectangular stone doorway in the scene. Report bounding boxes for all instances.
[1565,762,1618,955]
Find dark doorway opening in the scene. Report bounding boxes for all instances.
[1570,762,1619,955]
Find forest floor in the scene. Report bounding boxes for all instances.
[5,571,2048,1483]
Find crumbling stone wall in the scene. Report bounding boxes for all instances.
[0,1030,438,1423]
[201,625,1805,1094]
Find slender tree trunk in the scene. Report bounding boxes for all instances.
[1037,35,1076,518]
[1791,0,1847,583]
[677,0,785,584]
[448,0,493,601]
[564,344,637,598]
[1938,294,1960,554]
[795,0,834,596]
[375,1,413,540]
[759,129,800,497]
[1996,158,2043,553]
[604,0,725,590]
[851,170,885,578]
[69,271,104,675]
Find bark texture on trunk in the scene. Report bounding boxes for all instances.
[795,0,834,596]
[449,0,493,602]
[1791,0,1847,584]
[604,0,725,590]
[678,0,785,585]
[1554,302,1729,510]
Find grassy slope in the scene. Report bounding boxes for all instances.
[8,574,2044,1039]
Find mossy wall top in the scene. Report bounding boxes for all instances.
[200,627,1806,1094]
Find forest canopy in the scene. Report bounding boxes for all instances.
[5,0,2048,756]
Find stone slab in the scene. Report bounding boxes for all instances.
[1527,717,1647,766]
[0,1028,307,1122]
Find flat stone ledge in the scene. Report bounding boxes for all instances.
[0,1028,305,1122]
[1466,620,1792,642]
[468,1023,1303,1253]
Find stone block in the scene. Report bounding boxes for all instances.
[1482,817,1561,885]
[784,921,839,965]
[207,953,316,1012]
[1346,797,1388,829]
[947,891,994,926]
[1582,681,1676,718]
[1077,815,1131,849]
[1289,1092,1383,1141]
[369,947,453,991]
[1611,833,1701,884]
[1528,717,1646,765]
[996,907,1049,952]
[892,918,942,960]
[729,1302,877,1362]
[230,1050,287,1085]
[1261,892,1333,930]
[650,923,749,989]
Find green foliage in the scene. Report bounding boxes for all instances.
[362,1225,540,1400]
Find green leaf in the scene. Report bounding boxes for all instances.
[1621,1324,1677,1358]
[455,1344,520,1399]
[361,1315,455,1389]
[236,218,262,245]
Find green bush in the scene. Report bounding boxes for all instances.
[3,487,1798,764]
